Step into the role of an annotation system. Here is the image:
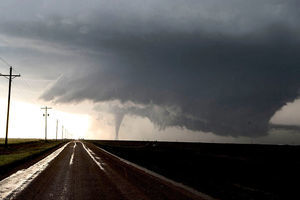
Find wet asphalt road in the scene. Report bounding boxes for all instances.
[13,141,208,200]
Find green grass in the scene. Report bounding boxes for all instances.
[0,138,41,144]
[0,152,34,166]
[0,140,65,168]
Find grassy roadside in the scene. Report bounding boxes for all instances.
[0,138,41,145]
[0,139,66,177]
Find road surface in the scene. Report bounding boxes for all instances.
[9,141,212,200]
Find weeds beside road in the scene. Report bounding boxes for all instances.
[0,139,66,179]
[0,138,41,145]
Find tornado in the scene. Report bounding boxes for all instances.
[114,112,125,140]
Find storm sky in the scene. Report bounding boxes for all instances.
[0,0,299,142]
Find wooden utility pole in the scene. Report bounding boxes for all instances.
[41,106,52,141]
[62,125,64,140]
[0,66,20,147]
[56,120,58,141]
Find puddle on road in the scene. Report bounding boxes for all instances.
[0,143,70,200]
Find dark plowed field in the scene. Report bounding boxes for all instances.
[91,140,300,200]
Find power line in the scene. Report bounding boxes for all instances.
[0,56,35,100]
[12,67,46,93]
[0,66,21,147]
[0,57,10,79]
[0,56,11,67]
[0,56,58,142]
[2,62,43,109]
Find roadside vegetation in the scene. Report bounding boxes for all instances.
[0,139,66,178]
[0,138,41,145]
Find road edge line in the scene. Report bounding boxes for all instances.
[0,142,71,200]
[81,142,105,171]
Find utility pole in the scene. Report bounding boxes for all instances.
[41,106,52,141]
[0,66,20,147]
[62,125,64,140]
[56,120,58,141]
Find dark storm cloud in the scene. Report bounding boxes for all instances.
[1,0,300,137]
[41,27,300,137]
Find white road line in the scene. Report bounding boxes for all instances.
[69,152,74,166]
[0,142,70,200]
[95,145,218,200]
[81,142,105,171]
[69,142,76,166]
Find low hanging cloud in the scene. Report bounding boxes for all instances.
[1,0,300,137]
[40,28,300,137]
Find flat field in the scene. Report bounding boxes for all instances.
[0,138,41,144]
[91,140,300,200]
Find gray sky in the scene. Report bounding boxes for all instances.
[0,0,299,142]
